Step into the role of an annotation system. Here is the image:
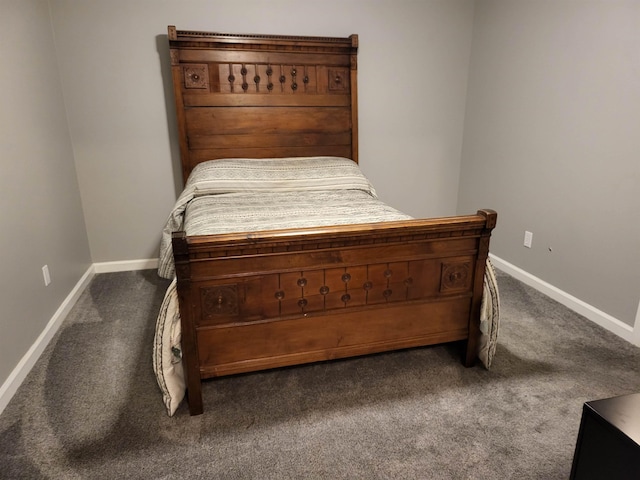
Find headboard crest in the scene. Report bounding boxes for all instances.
[167,26,359,183]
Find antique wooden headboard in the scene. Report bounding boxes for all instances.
[168,26,359,184]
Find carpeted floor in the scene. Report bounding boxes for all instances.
[1,269,639,479]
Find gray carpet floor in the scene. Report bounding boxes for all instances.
[1,269,639,479]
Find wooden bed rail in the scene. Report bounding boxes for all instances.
[174,210,496,253]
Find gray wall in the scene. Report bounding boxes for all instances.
[458,0,640,326]
[48,0,476,262]
[0,1,92,386]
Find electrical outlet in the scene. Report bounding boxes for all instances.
[42,265,51,286]
[523,231,533,248]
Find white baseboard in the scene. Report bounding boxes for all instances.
[0,258,161,414]
[490,254,639,347]
[0,265,96,415]
[93,258,158,273]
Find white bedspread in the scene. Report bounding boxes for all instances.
[153,157,500,416]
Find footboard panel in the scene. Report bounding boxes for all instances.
[197,298,470,377]
[173,210,496,414]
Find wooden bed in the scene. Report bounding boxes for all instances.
[166,26,497,415]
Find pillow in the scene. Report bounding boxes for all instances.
[188,156,376,196]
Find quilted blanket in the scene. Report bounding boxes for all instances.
[158,156,399,279]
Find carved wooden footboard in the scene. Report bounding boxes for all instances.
[172,210,496,415]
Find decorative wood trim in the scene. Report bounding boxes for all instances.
[168,27,358,52]
[182,219,487,259]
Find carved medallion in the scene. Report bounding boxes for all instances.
[184,64,209,89]
[328,68,349,92]
[202,285,238,316]
[440,262,471,292]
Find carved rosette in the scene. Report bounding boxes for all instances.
[202,285,238,316]
[440,262,472,292]
[184,64,209,89]
[328,68,349,92]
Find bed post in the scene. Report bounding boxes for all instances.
[349,34,359,164]
[168,26,191,186]
[464,209,497,367]
[172,231,204,415]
